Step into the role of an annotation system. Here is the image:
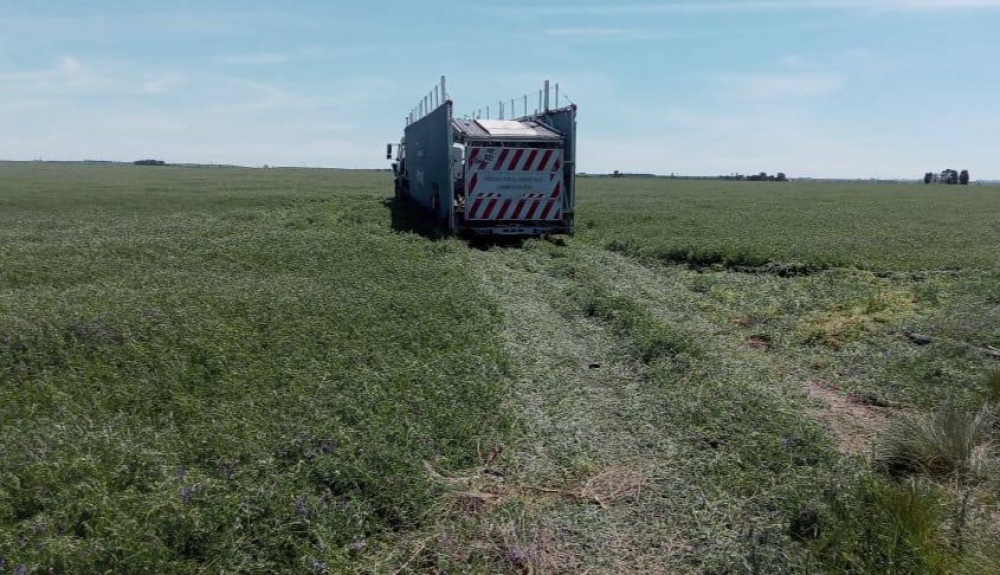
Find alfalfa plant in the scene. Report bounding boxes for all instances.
[876,404,995,482]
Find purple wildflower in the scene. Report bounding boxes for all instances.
[508,548,525,565]
[295,497,307,516]
[349,537,367,551]
[15,565,27,575]
[180,486,195,504]
[320,441,335,454]
[507,545,538,567]
[174,467,187,481]
[527,546,539,562]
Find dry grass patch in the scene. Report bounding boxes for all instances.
[576,465,650,510]
[425,458,651,512]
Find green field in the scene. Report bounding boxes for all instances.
[2,162,999,574]
[578,177,1000,271]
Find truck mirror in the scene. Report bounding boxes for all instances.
[386,144,393,160]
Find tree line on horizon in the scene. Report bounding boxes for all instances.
[719,171,789,182]
[924,169,969,185]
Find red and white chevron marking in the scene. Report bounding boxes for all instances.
[465,146,564,222]
[467,146,563,173]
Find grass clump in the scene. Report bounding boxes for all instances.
[811,474,956,575]
[982,369,1000,405]
[876,404,995,481]
[575,289,697,363]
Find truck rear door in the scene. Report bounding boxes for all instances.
[464,146,564,223]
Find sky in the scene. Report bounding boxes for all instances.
[1,1,998,179]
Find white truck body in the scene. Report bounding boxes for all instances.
[389,78,576,237]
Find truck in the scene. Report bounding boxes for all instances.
[387,77,577,237]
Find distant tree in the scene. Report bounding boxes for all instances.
[776,172,788,182]
[923,172,933,184]
[612,170,621,178]
[959,169,970,185]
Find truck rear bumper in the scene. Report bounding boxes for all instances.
[460,224,574,237]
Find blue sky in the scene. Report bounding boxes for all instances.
[1,1,998,178]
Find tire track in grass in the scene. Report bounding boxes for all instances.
[574,247,909,455]
[430,242,846,574]
[468,245,693,574]
[383,239,894,574]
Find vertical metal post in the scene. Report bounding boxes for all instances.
[524,95,528,117]
[555,84,559,108]
[544,80,550,111]
[435,86,439,108]
[499,101,504,120]
[511,99,516,119]
[441,76,447,101]
[486,105,490,120]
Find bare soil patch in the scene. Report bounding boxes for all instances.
[806,381,898,454]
